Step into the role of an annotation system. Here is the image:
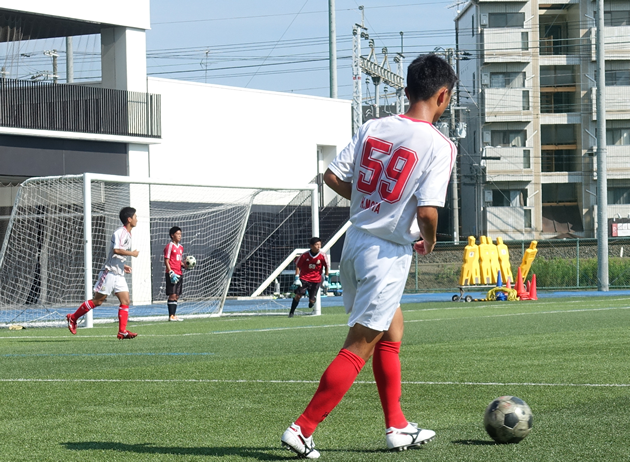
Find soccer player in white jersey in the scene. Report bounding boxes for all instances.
[281,54,457,458]
[66,207,140,339]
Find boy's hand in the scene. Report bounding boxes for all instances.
[131,249,140,258]
[322,276,330,289]
[124,265,132,274]
[413,240,435,256]
[169,271,180,284]
[293,276,302,287]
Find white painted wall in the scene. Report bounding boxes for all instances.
[1,0,150,30]
[146,78,352,190]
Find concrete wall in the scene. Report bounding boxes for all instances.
[146,78,352,191]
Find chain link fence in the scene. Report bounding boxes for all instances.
[406,237,630,293]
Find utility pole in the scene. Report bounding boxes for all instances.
[328,0,337,98]
[66,37,74,83]
[447,48,460,243]
[595,0,609,291]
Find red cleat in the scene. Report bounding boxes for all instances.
[66,314,77,335]
[117,331,137,340]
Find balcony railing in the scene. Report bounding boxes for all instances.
[0,78,161,138]
[482,28,530,63]
[483,88,532,121]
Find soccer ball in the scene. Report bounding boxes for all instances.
[185,255,196,269]
[484,396,533,443]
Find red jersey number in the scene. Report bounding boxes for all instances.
[356,137,418,204]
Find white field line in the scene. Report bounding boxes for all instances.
[0,378,628,388]
[1,305,630,340]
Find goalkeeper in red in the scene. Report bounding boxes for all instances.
[66,207,140,339]
[281,54,457,458]
[288,237,329,318]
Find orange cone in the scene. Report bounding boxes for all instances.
[529,274,538,300]
[506,278,512,289]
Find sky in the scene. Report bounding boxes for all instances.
[145,0,459,99]
[0,1,459,100]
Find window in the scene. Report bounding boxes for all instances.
[521,32,528,51]
[522,90,530,110]
[608,188,630,205]
[605,69,630,86]
[541,125,575,145]
[541,92,576,114]
[604,11,630,27]
[490,72,525,88]
[491,130,526,147]
[541,66,575,86]
[524,209,532,228]
[607,127,630,145]
[523,149,531,169]
[488,13,525,28]
[492,189,526,207]
[541,150,577,172]
[472,73,476,95]
[472,15,475,36]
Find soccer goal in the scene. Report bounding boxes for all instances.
[0,173,318,326]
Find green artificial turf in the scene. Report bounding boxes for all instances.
[1,296,630,461]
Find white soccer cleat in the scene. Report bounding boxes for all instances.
[281,423,320,459]
[386,422,435,451]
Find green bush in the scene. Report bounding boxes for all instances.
[530,257,630,288]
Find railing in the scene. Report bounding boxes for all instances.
[406,237,630,292]
[0,78,161,138]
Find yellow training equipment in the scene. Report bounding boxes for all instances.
[519,240,538,280]
[478,236,493,284]
[496,237,513,284]
[486,236,501,284]
[459,236,481,286]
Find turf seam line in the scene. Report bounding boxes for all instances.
[0,378,628,387]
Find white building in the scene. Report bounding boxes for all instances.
[0,0,351,204]
[455,0,630,239]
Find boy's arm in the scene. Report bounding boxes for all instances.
[164,257,172,273]
[324,169,352,200]
[413,206,438,255]
[114,248,139,257]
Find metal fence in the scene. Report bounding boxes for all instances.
[0,78,161,138]
[406,237,630,293]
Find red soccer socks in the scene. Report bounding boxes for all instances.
[295,348,365,437]
[118,305,129,333]
[373,340,407,429]
[72,300,95,321]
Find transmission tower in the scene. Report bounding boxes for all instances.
[352,8,405,134]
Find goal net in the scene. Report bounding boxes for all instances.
[0,174,317,326]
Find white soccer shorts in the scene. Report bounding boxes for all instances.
[93,270,129,295]
[340,225,413,332]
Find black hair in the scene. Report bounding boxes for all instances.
[406,54,458,103]
[119,207,136,225]
[169,226,182,238]
[309,237,321,246]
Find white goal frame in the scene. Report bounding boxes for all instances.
[79,173,319,327]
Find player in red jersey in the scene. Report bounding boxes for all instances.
[288,237,329,318]
[164,226,185,321]
[66,207,140,339]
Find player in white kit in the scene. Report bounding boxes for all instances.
[281,54,457,458]
[66,207,140,339]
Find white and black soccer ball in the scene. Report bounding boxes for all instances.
[484,396,533,443]
[185,255,196,269]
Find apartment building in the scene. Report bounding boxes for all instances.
[455,0,630,239]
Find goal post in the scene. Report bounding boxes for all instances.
[0,173,319,326]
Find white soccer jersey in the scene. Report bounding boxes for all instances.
[328,115,455,245]
[103,226,132,276]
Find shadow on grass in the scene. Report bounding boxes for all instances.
[63,441,392,459]
[63,441,291,460]
[452,439,496,446]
